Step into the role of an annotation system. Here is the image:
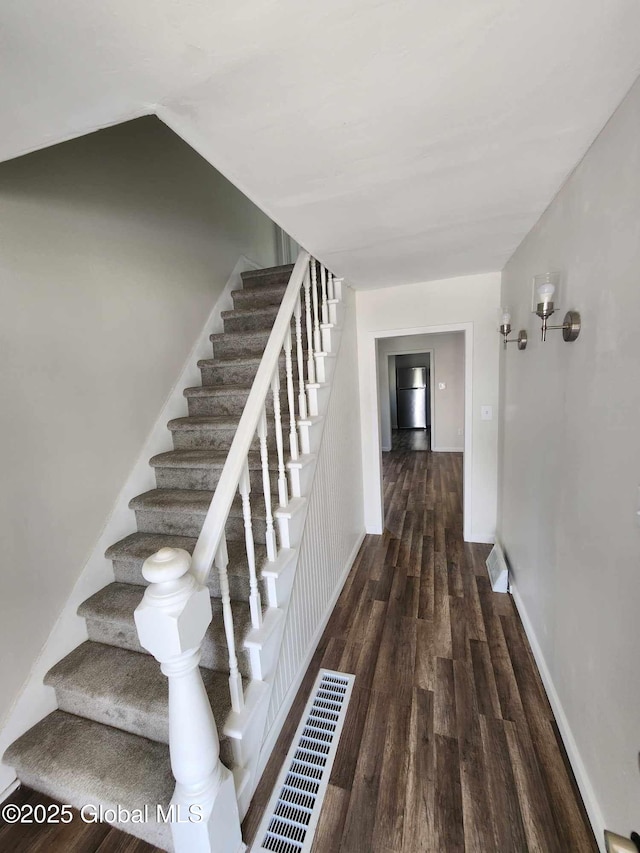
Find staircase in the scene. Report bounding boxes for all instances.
[3,255,345,851]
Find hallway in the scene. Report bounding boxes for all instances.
[244,441,598,851]
[0,440,599,852]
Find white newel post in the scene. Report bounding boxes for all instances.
[134,548,245,853]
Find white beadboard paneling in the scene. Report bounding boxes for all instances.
[264,286,364,736]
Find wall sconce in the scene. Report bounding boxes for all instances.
[499,310,527,350]
[533,272,581,342]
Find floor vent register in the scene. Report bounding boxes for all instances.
[251,669,355,853]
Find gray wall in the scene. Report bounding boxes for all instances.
[498,75,640,840]
[0,117,276,728]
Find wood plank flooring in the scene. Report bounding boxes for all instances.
[243,437,598,852]
[0,785,155,852]
[2,431,597,852]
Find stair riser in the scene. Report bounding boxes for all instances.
[241,268,293,289]
[187,392,278,418]
[112,559,268,603]
[171,429,270,453]
[154,465,274,493]
[223,310,279,334]
[199,360,287,388]
[134,510,268,543]
[54,686,169,745]
[210,327,309,360]
[231,286,287,310]
[171,426,240,451]
[84,619,253,677]
[211,332,271,360]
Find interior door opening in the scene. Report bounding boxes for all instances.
[371,327,472,539]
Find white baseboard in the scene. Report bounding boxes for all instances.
[381,444,391,452]
[510,582,605,852]
[431,445,464,453]
[467,531,495,544]
[1,778,19,804]
[0,255,261,778]
[253,529,366,783]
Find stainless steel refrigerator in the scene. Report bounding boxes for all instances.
[396,366,427,429]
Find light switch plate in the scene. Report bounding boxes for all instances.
[481,405,493,421]
[438,382,446,390]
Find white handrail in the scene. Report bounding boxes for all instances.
[191,250,311,585]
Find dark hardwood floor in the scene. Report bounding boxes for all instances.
[243,442,598,852]
[0,784,155,852]
[1,434,597,852]
[391,427,430,451]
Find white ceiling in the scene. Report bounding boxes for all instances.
[3,0,640,288]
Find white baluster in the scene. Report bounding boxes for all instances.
[134,548,243,853]
[303,265,316,384]
[320,263,329,325]
[239,460,262,629]
[310,257,322,354]
[294,293,308,420]
[257,407,277,562]
[327,271,335,301]
[284,326,299,461]
[272,368,289,507]
[214,536,244,712]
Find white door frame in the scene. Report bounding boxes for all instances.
[366,322,473,542]
[384,348,435,448]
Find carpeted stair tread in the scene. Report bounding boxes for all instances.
[167,415,241,431]
[231,283,288,310]
[240,264,294,283]
[129,488,272,518]
[197,354,279,369]
[3,710,174,849]
[239,265,294,291]
[184,383,253,398]
[129,488,213,513]
[150,449,273,470]
[220,305,280,322]
[44,642,236,745]
[210,329,271,346]
[106,532,266,584]
[2,260,301,845]
[78,583,257,673]
[106,531,197,563]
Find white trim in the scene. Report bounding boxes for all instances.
[467,531,495,544]
[253,530,366,784]
[431,446,464,453]
[1,778,20,804]
[510,582,605,853]
[366,323,474,541]
[0,255,261,792]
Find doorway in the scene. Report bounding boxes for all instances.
[387,350,434,451]
[362,323,473,540]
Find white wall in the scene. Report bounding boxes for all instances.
[0,117,276,746]
[498,74,640,846]
[356,272,501,542]
[379,335,464,451]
